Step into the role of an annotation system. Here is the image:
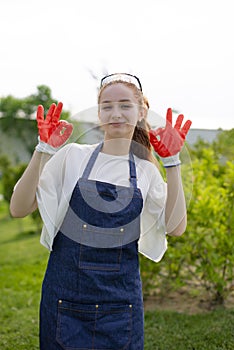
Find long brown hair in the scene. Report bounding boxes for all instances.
[98,81,159,167]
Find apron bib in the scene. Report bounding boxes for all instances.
[40,143,144,350]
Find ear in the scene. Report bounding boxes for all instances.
[98,107,101,120]
[138,107,145,122]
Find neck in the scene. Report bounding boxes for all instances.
[101,138,132,155]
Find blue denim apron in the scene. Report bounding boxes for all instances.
[40,143,144,350]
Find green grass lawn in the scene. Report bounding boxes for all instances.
[0,201,234,349]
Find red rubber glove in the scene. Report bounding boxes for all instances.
[36,102,73,148]
[149,108,192,156]
[149,108,192,166]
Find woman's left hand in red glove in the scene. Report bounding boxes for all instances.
[149,108,192,167]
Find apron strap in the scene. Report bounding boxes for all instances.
[81,143,103,179]
[129,152,137,188]
[81,142,138,188]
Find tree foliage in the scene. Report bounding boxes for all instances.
[0,85,71,157]
[0,85,70,131]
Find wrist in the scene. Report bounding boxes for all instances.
[159,153,181,168]
[35,136,60,155]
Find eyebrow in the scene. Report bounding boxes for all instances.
[100,99,133,104]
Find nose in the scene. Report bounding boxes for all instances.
[111,103,121,119]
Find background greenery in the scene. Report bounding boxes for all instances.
[0,87,233,348]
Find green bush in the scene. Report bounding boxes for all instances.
[140,131,234,304]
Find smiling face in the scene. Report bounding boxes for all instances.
[98,83,143,141]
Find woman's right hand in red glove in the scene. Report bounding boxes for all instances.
[36,102,73,149]
[10,102,73,216]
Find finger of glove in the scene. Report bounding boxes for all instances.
[174,114,184,131]
[150,131,173,157]
[149,130,158,144]
[157,146,171,157]
[45,103,56,125]
[149,128,164,140]
[149,128,164,143]
[36,105,45,127]
[149,130,172,156]
[181,119,192,137]
[36,105,51,142]
[49,121,73,148]
[149,130,161,149]
[51,102,63,128]
[166,108,173,126]
[150,127,174,151]
[58,122,73,143]
[153,140,170,157]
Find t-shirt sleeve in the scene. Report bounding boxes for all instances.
[138,165,167,262]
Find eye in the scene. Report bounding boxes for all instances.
[120,103,133,109]
[101,104,112,111]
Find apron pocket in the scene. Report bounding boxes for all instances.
[56,300,132,350]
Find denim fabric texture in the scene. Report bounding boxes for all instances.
[40,143,145,349]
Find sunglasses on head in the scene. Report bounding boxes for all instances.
[100,73,142,91]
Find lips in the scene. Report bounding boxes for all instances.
[109,121,126,126]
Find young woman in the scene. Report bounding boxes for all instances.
[10,73,192,350]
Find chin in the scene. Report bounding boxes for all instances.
[106,124,134,137]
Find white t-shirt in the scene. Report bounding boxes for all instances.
[36,143,168,262]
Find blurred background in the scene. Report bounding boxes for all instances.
[0,1,233,349]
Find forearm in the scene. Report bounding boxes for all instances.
[10,151,51,217]
[165,166,187,236]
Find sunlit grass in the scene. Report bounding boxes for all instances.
[0,202,48,349]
